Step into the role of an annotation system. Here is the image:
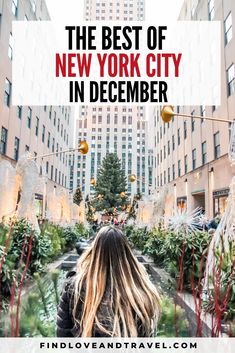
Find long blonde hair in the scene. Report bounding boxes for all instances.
[73,226,161,337]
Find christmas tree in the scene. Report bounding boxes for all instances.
[94,153,129,215]
[73,187,83,206]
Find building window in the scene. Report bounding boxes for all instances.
[227,64,235,96]
[192,149,196,170]
[35,117,39,136]
[12,0,18,16]
[8,33,13,60]
[14,137,20,161]
[0,127,8,155]
[42,125,45,143]
[177,128,180,145]
[172,164,175,180]
[200,105,206,118]
[191,111,195,131]
[27,107,32,128]
[184,155,188,174]
[17,106,22,119]
[47,132,51,148]
[184,121,187,139]
[208,0,215,21]
[178,160,181,177]
[225,12,232,45]
[214,132,220,159]
[172,135,175,150]
[168,168,171,183]
[51,165,54,180]
[202,141,207,165]
[4,79,11,107]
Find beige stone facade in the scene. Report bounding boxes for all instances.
[0,0,75,220]
[155,0,235,219]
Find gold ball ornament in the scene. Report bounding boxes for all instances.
[79,140,89,155]
[161,105,175,123]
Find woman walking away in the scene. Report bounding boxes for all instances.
[57,226,161,337]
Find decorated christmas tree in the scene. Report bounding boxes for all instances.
[73,187,83,206]
[94,153,129,215]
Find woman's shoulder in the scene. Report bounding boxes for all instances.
[63,271,76,297]
[66,270,76,279]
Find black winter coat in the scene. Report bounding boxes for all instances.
[56,271,152,337]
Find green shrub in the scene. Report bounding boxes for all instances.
[157,297,189,337]
[0,223,9,247]
[125,223,212,292]
[163,231,212,291]
[0,246,17,299]
[124,225,150,252]
[40,223,65,259]
[144,229,168,266]
[0,219,84,309]
[203,240,235,322]
[74,222,90,239]
[8,219,52,274]
[62,227,79,249]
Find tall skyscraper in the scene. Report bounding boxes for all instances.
[74,0,149,198]
[155,0,235,218]
[0,0,74,217]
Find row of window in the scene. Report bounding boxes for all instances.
[208,0,233,47]
[83,106,144,113]
[79,128,136,135]
[91,115,133,125]
[4,79,70,138]
[46,163,67,188]
[4,85,69,150]
[79,117,146,129]
[208,2,233,47]
[0,126,69,168]
[158,131,220,167]
[157,132,220,185]
[95,9,135,14]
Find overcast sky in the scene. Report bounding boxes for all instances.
[45,0,184,23]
